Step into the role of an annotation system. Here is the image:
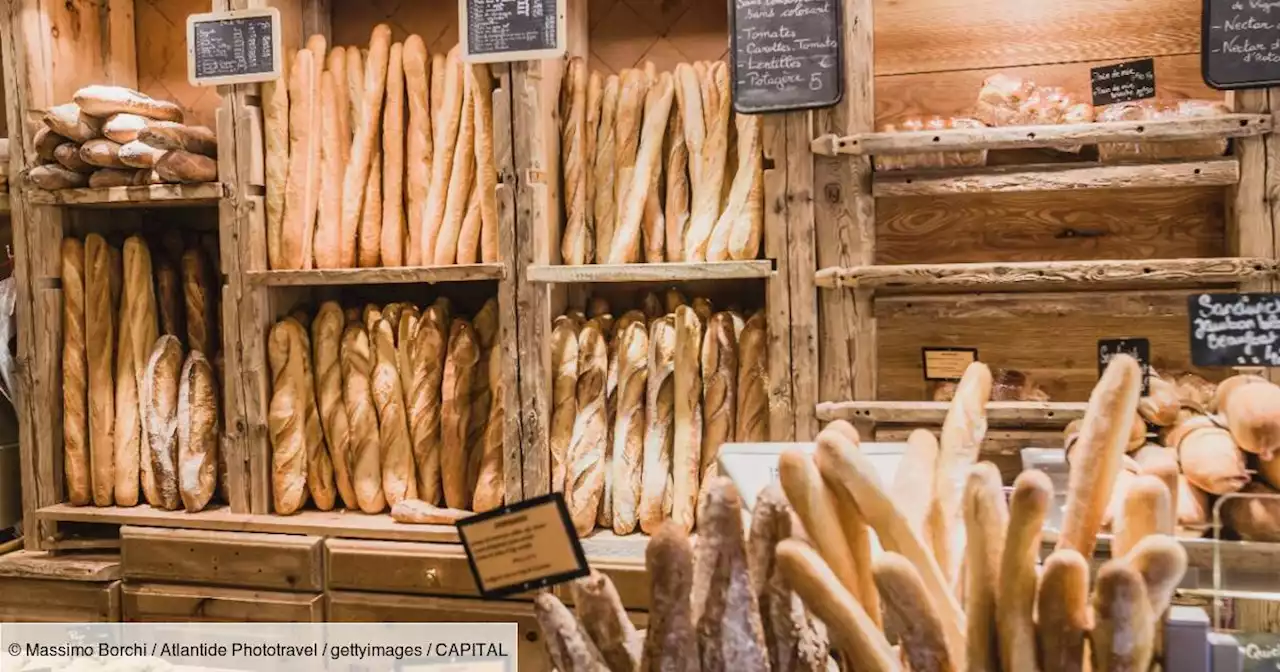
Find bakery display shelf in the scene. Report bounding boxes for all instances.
[815,114,1272,156]
[24,183,225,208]
[244,263,507,286]
[816,400,1088,426]
[526,260,774,283]
[872,158,1239,197]
[814,257,1276,292]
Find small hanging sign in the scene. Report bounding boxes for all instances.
[1189,292,1280,367]
[459,0,565,63]
[922,347,978,381]
[729,0,843,113]
[1090,58,1156,106]
[456,492,589,599]
[1098,338,1151,394]
[187,8,282,87]
[1202,0,1280,90]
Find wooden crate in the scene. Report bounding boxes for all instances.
[809,0,1279,453]
[0,550,121,621]
[121,526,324,591]
[123,582,324,621]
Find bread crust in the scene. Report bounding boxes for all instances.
[371,317,416,506]
[692,477,769,671]
[85,235,116,505]
[550,316,581,493]
[566,323,608,534]
[671,306,703,532]
[178,350,219,512]
[442,319,479,509]
[269,319,309,514]
[62,238,91,506]
[143,335,183,511]
[115,236,158,507]
[570,570,640,671]
[641,523,700,671]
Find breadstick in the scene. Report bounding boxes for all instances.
[671,305,703,532]
[998,469,1052,672]
[280,50,318,270]
[380,42,406,267]
[709,112,761,261]
[570,570,640,671]
[1115,474,1172,558]
[593,75,620,264]
[340,25,392,269]
[313,71,343,269]
[327,47,350,164]
[1091,561,1155,672]
[403,35,432,265]
[873,552,956,672]
[560,58,591,265]
[422,47,463,264]
[472,64,500,263]
[1037,549,1090,672]
[607,72,672,263]
[964,462,1008,672]
[936,361,992,583]
[264,50,290,270]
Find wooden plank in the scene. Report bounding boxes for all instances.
[876,188,1226,266]
[763,113,796,441]
[818,400,1087,425]
[121,526,323,591]
[526,261,774,283]
[492,65,525,506]
[872,0,1199,76]
[818,115,1271,156]
[39,504,461,542]
[817,257,1276,291]
[24,183,226,207]
[0,551,120,581]
[0,577,119,622]
[874,159,1239,197]
[782,112,815,441]
[327,539,505,597]
[1228,91,1274,300]
[875,290,1201,320]
[136,0,221,128]
[123,583,323,622]
[245,264,506,286]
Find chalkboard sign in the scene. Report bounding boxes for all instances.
[1090,58,1156,106]
[460,0,564,63]
[1189,293,1280,367]
[1098,338,1151,394]
[1202,0,1280,90]
[186,8,281,87]
[1234,632,1280,671]
[729,0,843,114]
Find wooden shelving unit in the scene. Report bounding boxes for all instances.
[872,158,1240,196]
[816,400,1088,425]
[525,260,774,283]
[24,183,226,208]
[244,264,507,287]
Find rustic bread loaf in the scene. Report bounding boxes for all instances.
[177,350,219,512]
[84,235,116,505]
[74,85,184,122]
[341,323,386,513]
[291,321,335,511]
[103,114,177,144]
[379,43,407,266]
[137,125,218,158]
[550,316,580,493]
[736,312,768,442]
[155,150,217,183]
[964,462,1009,672]
[566,322,609,534]
[268,318,309,514]
[54,143,95,173]
[114,236,158,506]
[43,103,103,143]
[593,75,621,264]
[117,140,167,169]
[143,335,183,511]
[35,127,70,162]
[27,164,89,190]
[181,247,217,358]
[88,168,142,188]
[371,317,416,506]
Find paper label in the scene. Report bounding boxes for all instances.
[922,347,978,381]
[456,492,588,599]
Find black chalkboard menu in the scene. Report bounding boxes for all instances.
[1202,0,1280,90]
[461,0,564,63]
[1097,338,1151,394]
[1090,58,1156,107]
[729,0,842,114]
[1189,293,1280,367]
[186,8,281,86]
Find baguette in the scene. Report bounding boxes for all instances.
[312,303,358,510]
[998,469,1053,672]
[74,85,183,122]
[583,71,602,265]
[641,293,662,321]
[571,570,640,672]
[775,540,899,671]
[1124,534,1189,617]
[550,316,581,493]
[1115,474,1172,558]
[641,66,667,263]
[143,335,183,511]
[936,361,992,582]
[736,312,768,442]
[268,319,309,514]
[54,143,94,173]
[403,35,432,266]
[566,322,609,535]
[671,305,703,532]
[473,344,505,512]
[27,164,89,189]
[534,592,610,671]
[442,319,479,509]
[455,180,483,265]
[560,58,591,265]
[434,71,477,266]
[610,321,648,534]
[154,150,217,183]
[611,69,646,258]
[692,477,769,670]
[371,318,416,506]
[347,47,366,130]
[341,25,393,270]
[117,140,166,169]
[85,235,116,505]
[1037,549,1091,672]
[357,146,382,267]
[390,499,473,524]
[709,112,762,261]
[593,75,620,264]
[422,47,463,263]
[1091,561,1155,672]
[62,238,91,506]
[465,302,497,498]
[809,429,880,630]
[873,552,957,672]
[115,236,158,506]
[664,91,690,262]
[1058,354,1143,560]
[407,304,448,504]
[663,289,687,313]
[35,127,69,162]
[892,428,939,538]
[341,324,386,513]
[180,247,216,358]
[749,485,830,671]
[43,103,102,143]
[639,316,675,533]
[314,70,344,269]
[683,63,730,261]
[177,350,219,512]
[641,523,700,670]
[381,42,407,267]
[471,66,500,264]
[79,139,127,169]
[698,312,737,507]
[778,450,863,609]
[964,462,1008,672]
[294,321,335,510]
[136,125,217,157]
[279,49,320,269]
[607,72,673,263]
[326,47,350,163]
[431,54,446,132]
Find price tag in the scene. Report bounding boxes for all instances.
[729,0,843,113]
[1098,338,1151,394]
[186,8,282,87]
[1202,0,1280,90]
[459,0,565,63]
[1189,293,1280,367]
[922,347,978,381]
[1090,58,1156,106]
[456,492,588,599]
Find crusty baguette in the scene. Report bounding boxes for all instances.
[641,66,667,263]
[280,49,318,270]
[1124,534,1189,618]
[809,428,880,630]
[115,236,158,507]
[566,322,609,535]
[54,143,94,173]
[611,69,646,258]
[143,335,183,511]
[891,428,939,538]
[639,316,675,533]
[455,179,483,265]
[293,320,335,511]
[434,73,477,266]
[778,450,864,610]
[268,319,309,514]
[371,317,416,506]
[692,477,769,670]
[641,523,700,670]
[62,237,90,506]
[607,72,673,263]
[74,85,183,122]
[347,46,365,129]
[402,35,432,266]
[534,592,610,671]
[154,150,217,183]
[431,53,446,131]
[997,469,1053,672]
[582,70,602,264]
[682,63,730,261]
[340,25,393,269]
[136,125,217,158]
[560,58,591,265]
[341,324,386,513]
[735,312,768,442]
[1091,561,1155,672]
[442,319,479,509]
[709,112,762,261]
[473,344,505,512]
[610,321,647,534]
[873,552,956,672]
[698,312,738,508]
[1037,548,1091,672]
[312,303,358,509]
[550,316,581,493]
[313,70,344,269]
[324,47,350,164]
[664,91,690,262]
[964,462,1008,672]
[406,303,448,504]
[357,146,382,267]
[936,361,992,583]
[101,113,176,144]
[1115,474,1173,558]
[571,570,640,671]
[43,103,103,143]
[641,293,662,321]
[593,75,620,264]
[465,301,497,500]
[389,499,473,524]
[663,289,687,313]
[117,140,166,169]
[776,540,899,671]
[181,247,217,358]
[79,139,127,169]
[671,305,703,532]
[1058,354,1143,560]
[27,164,89,189]
[84,235,116,505]
[177,350,219,512]
[469,66,500,264]
[381,42,407,267]
[35,127,69,162]
[422,47,463,264]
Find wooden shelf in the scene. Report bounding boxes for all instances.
[872,159,1239,197]
[245,263,507,286]
[815,257,1276,291]
[814,114,1272,156]
[816,400,1087,425]
[25,182,225,208]
[526,260,774,283]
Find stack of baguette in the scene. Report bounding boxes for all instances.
[535,355,1190,672]
[265,27,500,272]
[558,59,763,265]
[552,288,768,536]
[61,232,223,512]
[29,86,217,190]
[268,296,504,519]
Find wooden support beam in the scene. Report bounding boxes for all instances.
[873,159,1239,197]
[526,260,773,283]
[245,264,506,286]
[817,400,1087,425]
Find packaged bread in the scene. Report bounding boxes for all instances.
[874,116,988,171]
[1097,100,1231,161]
